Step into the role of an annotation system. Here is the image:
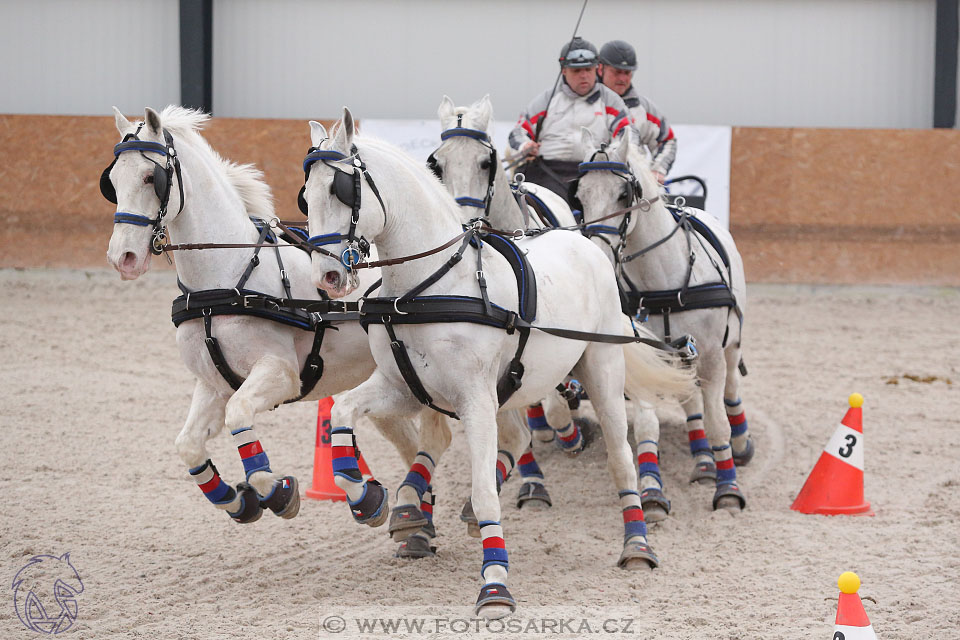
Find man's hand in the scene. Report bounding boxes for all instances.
[653,171,666,184]
[521,141,540,158]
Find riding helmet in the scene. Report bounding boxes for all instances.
[599,40,637,70]
[559,37,599,68]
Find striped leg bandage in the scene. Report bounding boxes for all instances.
[555,422,582,451]
[725,397,749,444]
[517,446,544,481]
[526,404,551,432]
[636,440,663,488]
[400,451,436,502]
[189,459,239,510]
[686,414,712,458]
[331,427,366,503]
[495,450,515,492]
[619,489,648,543]
[713,444,737,485]
[479,520,508,578]
[231,427,271,479]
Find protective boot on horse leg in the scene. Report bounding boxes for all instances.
[175,380,262,523]
[632,400,670,522]
[391,410,452,551]
[222,354,304,520]
[685,393,718,485]
[724,346,754,465]
[700,364,746,512]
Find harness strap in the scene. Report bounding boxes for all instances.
[203,312,245,391]
[235,222,275,291]
[383,321,460,420]
[396,230,475,304]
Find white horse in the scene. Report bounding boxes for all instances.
[302,108,693,618]
[573,128,753,514]
[430,94,591,509]
[103,106,420,527]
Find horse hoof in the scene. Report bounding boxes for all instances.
[617,540,659,570]
[713,483,746,512]
[349,480,389,527]
[460,498,481,538]
[394,534,437,559]
[733,437,755,466]
[388,504,428,541]
[640,487,671,522]
[689,459,717,485]
[516,482,552,509]
[474,583,516,620]
[261,476,300,519]
[229,482,263,524]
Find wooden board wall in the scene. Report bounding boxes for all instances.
[1,115,958,284]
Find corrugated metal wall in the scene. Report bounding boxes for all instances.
[0,0,179,116]
[0,0,938,128]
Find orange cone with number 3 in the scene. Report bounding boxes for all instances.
[833,572,878,639]
[306,396,374,501]
[791,393,873,515]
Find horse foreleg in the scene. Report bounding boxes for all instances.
[392,409,452,549]
[701,355,746,513]
[175,380,254,519]
[331,369,423,529]
[574,344,659,571]
[632,399,669,522]
[682,386,717,486]
[223,354,302,521]
[459,395,517,620]
[724,345,754,465]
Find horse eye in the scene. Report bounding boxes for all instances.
[329,183,336,196]
[143,174,154,185]
[620,188,630,202]
[479,159,491,170]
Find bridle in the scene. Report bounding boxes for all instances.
[100,122,184,255]
[574,150,644,258]
[298,143,386,272]
[426,114,498,218]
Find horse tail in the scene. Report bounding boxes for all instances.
[621,316,696,405]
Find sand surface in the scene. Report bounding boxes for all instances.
[1,268,958,639]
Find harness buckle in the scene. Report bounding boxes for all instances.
[393,298,409,316]
[639,199,652,212]
[677,291,685,308]
[512,228,524,240]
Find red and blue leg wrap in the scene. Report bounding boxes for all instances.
[636,440,663,488]
[189,459,236,505]
[619,490,648,541]
[726,398,749,439]
[231,427,271,479]
[517,448,544,481]
[400,451,435,501]
[330,427,363,484]
[526,404,551,432]
[713,444,737,484]
[495,450,515,491]
[686,414,712,457]
[555,422,582,450]
[479,520,508,576]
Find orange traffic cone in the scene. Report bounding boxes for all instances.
[791,393,873,516]
[833,572,878,639]
[305,397,374,501]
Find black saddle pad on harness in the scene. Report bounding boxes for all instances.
[669,207,730,270]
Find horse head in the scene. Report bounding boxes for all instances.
[104,106,184,280]
[430,95,498,222]
[303,107,384,298]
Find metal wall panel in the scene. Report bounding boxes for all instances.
[213,0,936,128]
[0,0,179,116]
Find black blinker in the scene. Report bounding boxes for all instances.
[154,164,170,204]
[99,161,118,204]
[567,178,582,212]
[333,169,355,207]
[297,185,309,215]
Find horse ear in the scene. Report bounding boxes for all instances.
[580,127,598,155]
[113,106,132,135]
[437,95,456,124]
[472,94,493,130]
[144,107,162,137]
[309,120,328,148]
[342,107,355,142]
[615,127,633,160]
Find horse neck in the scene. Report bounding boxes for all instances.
[488,163,526,230]
[165,139,260,290]
[368,148,469,296]
[621,159,692,290]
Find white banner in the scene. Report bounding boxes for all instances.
[359,119,730,227]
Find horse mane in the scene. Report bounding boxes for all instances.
[155,105,275,219]
[348,132,462,224]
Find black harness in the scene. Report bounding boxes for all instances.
[574,157,742,346]
[101,128,347,401]
[100,123,185,255]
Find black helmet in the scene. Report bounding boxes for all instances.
[559,37,598,68]
[599,40,637,70]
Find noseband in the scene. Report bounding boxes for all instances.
[427,114,498,218]
[299,144,386,271]
[100,122,184,255]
